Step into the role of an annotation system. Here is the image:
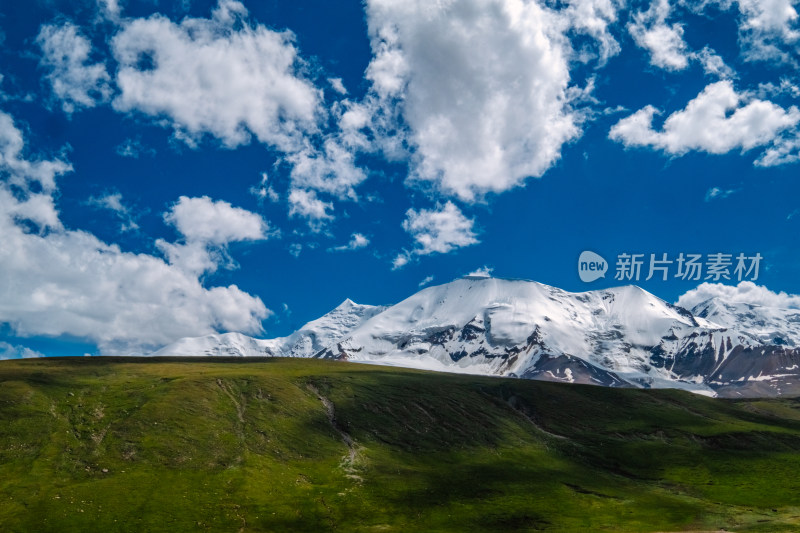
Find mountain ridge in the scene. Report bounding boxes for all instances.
[153,276,800,397]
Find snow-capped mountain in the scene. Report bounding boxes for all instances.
[152,276,800,397]
[690,298,800,347]
[154,299,385,357]
[316,277,745,396]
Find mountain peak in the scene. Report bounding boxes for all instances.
[336,298,358,309]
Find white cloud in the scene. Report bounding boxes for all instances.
[111,0,321,152]
[329,77,347,95]
[467,266,494,277]
[37,23,112,114]
[756,134,800,166]
[402,201,478,256]
[677,281,800,310]
[1,217,271,353]
[89,192,124,215]
[87,192,140,231]
[97,0,122,19]
[418,275,434,287]
[738,0,799,33]
[695,47,737,78]
[627,4,739,75]
[362,0,580,201]
[628,0,690,71]
[562,0,624,64]
[288,243,303,257]
[350,233,369,248]
[110,1,370,222]
[337,101,372,133]
[756,79,800,99]
[1,113,72,192]
[0,109,269,354]
[637,24,689,70]
[692,0,799,62]
[156,195,270,276]
[609,80,800,156]
[752,80,800,164]
[329,232,370,252]
[155,239,222,277]
[704,186,739,201]
[116,137,155,158]
[736,0,799,61]
[163,195,268,245]
[285,137,367,200]
[391,252,411,270]
[0,342,44,360]
[250,172,281,203]
[288,189,333,224]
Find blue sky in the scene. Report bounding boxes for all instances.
[1,0,800,357]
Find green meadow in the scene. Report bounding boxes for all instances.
[1,357,800,532]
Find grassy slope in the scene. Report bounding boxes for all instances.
[1,358,800,532]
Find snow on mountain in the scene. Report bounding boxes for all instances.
[318,278,723,393]
[690,298,800,347]
[152,331,281,358]
[278,299,386,357]
[154,299,384,358]
[152,276,800,397]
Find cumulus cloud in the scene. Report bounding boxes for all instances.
[164,195,268,244]
[362,0,580,201]
[677,281,800,310]
[0,109,269,354]
[392,202,479,268]
[109,1,369,224]
[736,0,800,61]
[562,0,624,64]
[0,342,44,360]
[288,188,333,225]
[1,219,270,353]
[609,80,800,156]
[628,0,690,71]
[285,138,367,200]
[690,0,799,62]
[402,201,478,256]
[329,233,369,252]
[0,112,70,223]
[418,275,434,287]
[111,0,321,151]
[156,195,270,275]
[37,22,112,114]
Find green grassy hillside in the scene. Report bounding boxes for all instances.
[2,357,800,532]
